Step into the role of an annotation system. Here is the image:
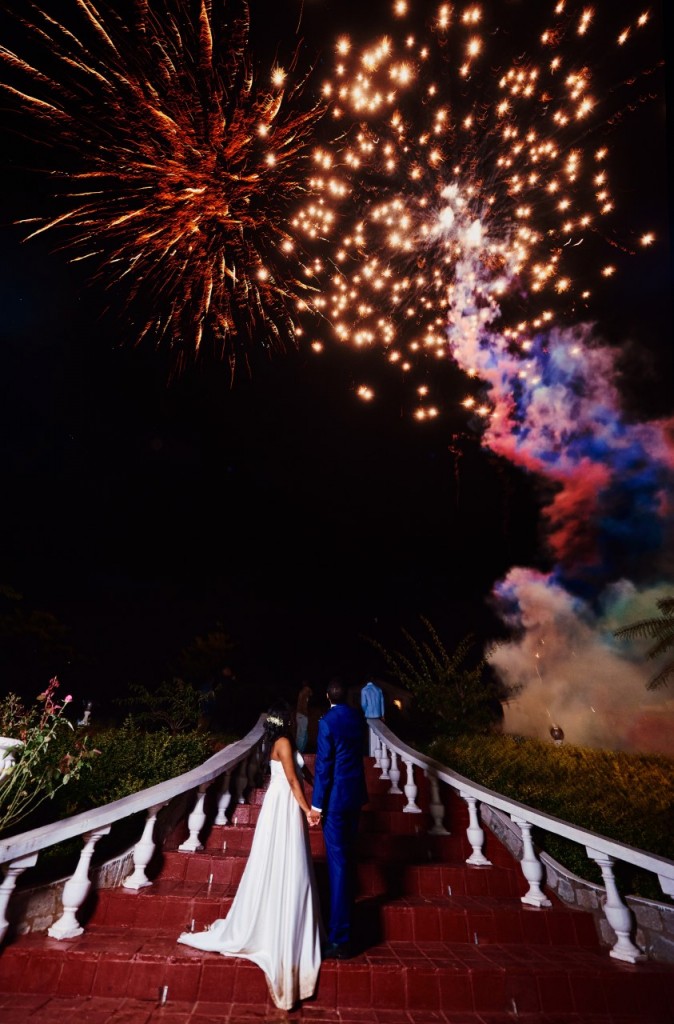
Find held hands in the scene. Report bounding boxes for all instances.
[306,809,321,827]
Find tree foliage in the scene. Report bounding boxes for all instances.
[174,623,236,684]
[614,595,674,690]
[369,617,513,737]
[115,677,217,732]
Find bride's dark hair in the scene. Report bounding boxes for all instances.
[262,700,294,764]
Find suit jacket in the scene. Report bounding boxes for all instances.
[312,703,368,814]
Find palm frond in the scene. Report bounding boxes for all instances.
[614,619,665,641]
[646,660,674,691]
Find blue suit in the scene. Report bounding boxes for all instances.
[312,703,368,946]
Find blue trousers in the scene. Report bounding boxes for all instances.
[322,805,361,945]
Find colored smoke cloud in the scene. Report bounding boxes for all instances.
[439,190,674,752]
[489,570,674,755]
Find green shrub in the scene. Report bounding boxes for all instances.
[52,718,220,815]
[22,719,233,883]
[429,734,674,900]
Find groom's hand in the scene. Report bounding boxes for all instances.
[306,808,321,827]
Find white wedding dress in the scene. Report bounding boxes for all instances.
[177,753,323,1010]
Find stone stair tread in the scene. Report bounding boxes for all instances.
[2,928,672,1022]
[3,926,669,970]
[0,996,667,1024]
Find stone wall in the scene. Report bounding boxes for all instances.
[481,803,674,965]
[7,850,134,938]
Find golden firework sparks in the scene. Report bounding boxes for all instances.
[0,0,325,375]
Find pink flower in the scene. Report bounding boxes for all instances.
[64,695,73,703]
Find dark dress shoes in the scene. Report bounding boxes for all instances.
[322,941,353,960]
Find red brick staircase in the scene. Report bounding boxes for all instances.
[1,755,673,1023]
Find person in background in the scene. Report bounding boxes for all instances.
[360,679,385,755]
[310,678,368,960]
[295,681,313,753]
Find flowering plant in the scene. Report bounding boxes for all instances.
[0,677,96,838]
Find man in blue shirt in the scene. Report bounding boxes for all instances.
[360,680,385,754]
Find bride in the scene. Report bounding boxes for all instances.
[177,702,323,1010]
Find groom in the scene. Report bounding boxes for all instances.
[309,677,368,960]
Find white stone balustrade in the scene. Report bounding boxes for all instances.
[215,770,233,825]
[388,750,402,794]
[49,827,111,939]
[124,802,167,890]
[426,770,449,835]
[587,848,646,963]
[512,816,551,907]
[379,743,391,780]
[0,853,38,944]
[234,758,249,805]
[247,744,262,792]
[402,758,422,813]
[179,784,209,853]
[461,792,491,866]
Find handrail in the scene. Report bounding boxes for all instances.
[367,718,674,964]
[368,719,674,883]
[0,715,266,865]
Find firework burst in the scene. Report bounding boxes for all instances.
[292,1,665,420]
[0,0,325,374]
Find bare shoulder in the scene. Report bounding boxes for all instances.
[271,736,292,760]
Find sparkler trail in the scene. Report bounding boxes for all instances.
[0,0,325,374]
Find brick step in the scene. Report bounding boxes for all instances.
[2,996,662,1024]
[1,930,672,1020]
[168,814,514,869]
[184,801,452,835]
[190,823,474,862]
[152,849,526,899]
[89,888,598,948]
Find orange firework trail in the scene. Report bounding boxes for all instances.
[0,0,325,375]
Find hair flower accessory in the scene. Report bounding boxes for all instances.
[266,713,284,728]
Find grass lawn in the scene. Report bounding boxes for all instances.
[428,733,674,900]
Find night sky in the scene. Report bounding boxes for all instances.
[0,0,671,710]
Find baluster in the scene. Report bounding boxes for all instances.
[512,816,551,907]
[179,784,209,852]
[460,792,491,866]
[388,750,402,794]
[124,802,167,889]
[587,848,645,962]
[49,827,111,939]
[214,770,233,825]
[373,734,382,769]
[426,770,449,834]
[247,744,261,791]
[402,758,422,813]
[0,853,38,944]
[234,758,249,805]
[379,743,391,780]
